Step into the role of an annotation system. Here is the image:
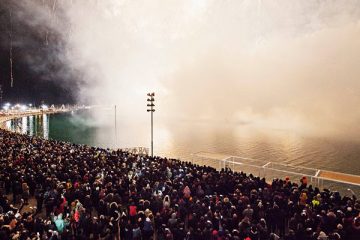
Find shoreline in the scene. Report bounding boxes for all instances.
[1,108,359,196]
[0,107,82,130]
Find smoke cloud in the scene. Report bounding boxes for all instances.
[12,0,360,140]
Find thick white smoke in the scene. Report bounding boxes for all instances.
[14,0,360,142]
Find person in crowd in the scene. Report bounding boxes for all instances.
[0,129,359,239]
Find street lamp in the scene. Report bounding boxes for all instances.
[114,105,117,147]
[147,92,155,157]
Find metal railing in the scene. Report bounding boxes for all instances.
[119,147,149,156]
[191,153,360,196]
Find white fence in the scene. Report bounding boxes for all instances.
[191,153,360,196]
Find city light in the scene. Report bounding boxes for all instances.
[20,105,28,111]
[41,104,48,110]
[2,103,11,111]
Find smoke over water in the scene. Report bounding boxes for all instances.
[13,1,360,141]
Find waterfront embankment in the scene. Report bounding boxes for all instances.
[0,106,85,129]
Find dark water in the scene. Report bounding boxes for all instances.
[6,112,98,146]
[5,109,360,177]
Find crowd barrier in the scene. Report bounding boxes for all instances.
[191,152,360,196]
[119,147,149,156]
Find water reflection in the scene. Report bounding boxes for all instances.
[21,117,27,135]
[5,120,11,130]
[5,114,49,139]
[42,114,49,139]
[4,111,360,176]
[29,116,34,136]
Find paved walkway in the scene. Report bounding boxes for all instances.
[319,170,360,185]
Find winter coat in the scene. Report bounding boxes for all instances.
[54,214,67,233]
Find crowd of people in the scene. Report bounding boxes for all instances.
[0,128,359,240]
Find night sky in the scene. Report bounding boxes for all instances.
[0,1,77,105]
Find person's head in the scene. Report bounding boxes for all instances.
[354,216,360,228]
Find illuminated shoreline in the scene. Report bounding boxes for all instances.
[0,106,84,130]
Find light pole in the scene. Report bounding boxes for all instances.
[147,92,155,157]
[114,105,117,147]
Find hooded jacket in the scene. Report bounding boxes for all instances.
[54,214,67,233]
